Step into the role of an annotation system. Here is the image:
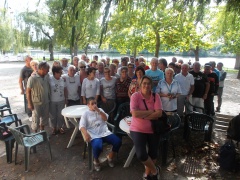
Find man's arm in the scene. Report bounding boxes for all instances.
[26,88,34,110]
[19,77,24,94]
[203,82,210,99]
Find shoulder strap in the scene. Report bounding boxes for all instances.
[153,93,155,103]
[143,93,155,110]
[142,99,148,110]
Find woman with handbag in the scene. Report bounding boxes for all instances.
[130,75,162,180]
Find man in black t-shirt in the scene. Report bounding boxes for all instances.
[19,55,33,119]
[189,62,210,113]
[204,63,219,116]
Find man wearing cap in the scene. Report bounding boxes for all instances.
[189,62,210,113]
[19,55,33,120]
[61,58,70,74]
[203,63,219,116]
[209,61,220,80]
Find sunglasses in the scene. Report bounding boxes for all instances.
[80,66,86,68]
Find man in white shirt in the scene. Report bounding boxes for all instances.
[174,63,194,118]
[62,65,81,106]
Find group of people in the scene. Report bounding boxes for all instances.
[18,54,226,180]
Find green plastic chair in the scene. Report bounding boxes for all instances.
[0,93,12,117]
[7,124,52,172]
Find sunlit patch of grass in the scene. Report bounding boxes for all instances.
[224,68,238,73]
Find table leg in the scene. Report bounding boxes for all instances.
[123,146,136,168]
[67,118,79,148]
[64,117,70,128]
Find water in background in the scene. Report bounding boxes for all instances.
[0,52,236,69]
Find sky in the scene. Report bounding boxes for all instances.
[0,0,45,14]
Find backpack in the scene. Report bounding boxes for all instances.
[227,114,240,142]
[219,141,236,170]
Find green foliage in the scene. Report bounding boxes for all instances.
[212,6,240,54]
[47,0,101,54]
[0,10,13,52]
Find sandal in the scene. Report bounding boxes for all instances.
[107,155,114,167]
[52,129,57,135]
[93,161,101,171]
[58,128,65,134]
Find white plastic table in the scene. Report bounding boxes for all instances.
[61,105,88,148]
[119,116,136,168]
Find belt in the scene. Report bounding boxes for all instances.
[165,112,177,116]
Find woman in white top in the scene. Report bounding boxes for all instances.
[156,68,182,113]
[100,67,117,102]
[81,67,100,105]
[49,66,67,135]
[79,97,122,171]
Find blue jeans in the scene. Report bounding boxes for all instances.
[91,134,122,159]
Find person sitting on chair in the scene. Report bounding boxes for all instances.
[79,97,122,171]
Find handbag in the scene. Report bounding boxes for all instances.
[142,93,171,135]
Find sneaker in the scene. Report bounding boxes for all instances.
[142,173,151,180]
[29,117,32,122]
[151,165,161,180]
[107,155,114,168]
[93,161,101,172]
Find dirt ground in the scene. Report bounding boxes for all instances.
[0,62,240,180]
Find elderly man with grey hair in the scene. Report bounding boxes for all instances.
[62,65,81,106]
[189,61,210,113]
[27,61,50,132]
[145,57,164,92]
[19,55,33,120]
[61,58,70,74]
[174,63,195,118]
[96,62,105,80]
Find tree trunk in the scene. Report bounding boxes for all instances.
[236,54,240,79]
[154,31,160,58]
[83,43,89,56]
[133,46,137,58]
[74,42,78,56]
[194,46,199,61]
[234,54,240,69]
[49,42,54,61]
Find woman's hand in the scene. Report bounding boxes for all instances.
[84,132,91,142]
[93,104,100,113]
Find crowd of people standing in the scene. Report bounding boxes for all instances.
[18,54,226,179]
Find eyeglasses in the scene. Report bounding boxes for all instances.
[80,66,86,68]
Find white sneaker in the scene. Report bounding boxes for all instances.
[107,155,114,168]
[29,117,32,122]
